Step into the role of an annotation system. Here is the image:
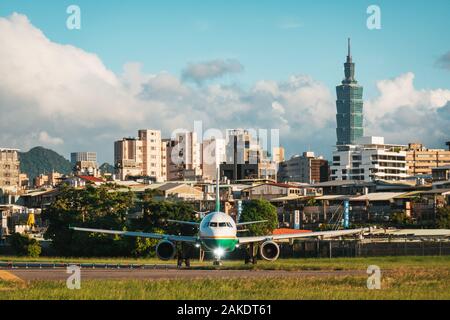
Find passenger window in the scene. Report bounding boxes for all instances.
[209,222,218,227]
[219,222,227,227]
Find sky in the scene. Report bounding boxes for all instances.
[0,0,449,164]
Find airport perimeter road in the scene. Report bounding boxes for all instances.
[6,269,367,281]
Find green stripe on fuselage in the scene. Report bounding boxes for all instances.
[201,238,238,252]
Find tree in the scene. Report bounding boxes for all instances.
[9,233,41,257]
[42,184,199,257]
[43,184,136,256]
[437,206,450,229]
[132,199,198,237]
[240,199,278,236]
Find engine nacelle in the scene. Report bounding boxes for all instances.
[156,240,176,261]
[259,241,280,261]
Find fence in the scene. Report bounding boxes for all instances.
[280,240,450,258]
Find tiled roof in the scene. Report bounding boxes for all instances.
[273,228,312,235]
[77,175,105,183]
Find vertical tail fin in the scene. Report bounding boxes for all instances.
[215,167,220,212]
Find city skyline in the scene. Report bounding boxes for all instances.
[0,1,449,164]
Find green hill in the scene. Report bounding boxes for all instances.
[19,147,72,180]
[99,163,115,174]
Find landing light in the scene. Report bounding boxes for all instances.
[214,248,225,258]
[195,243,201,248]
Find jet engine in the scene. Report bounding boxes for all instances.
[259,241,280,261]
[156,240,176,261]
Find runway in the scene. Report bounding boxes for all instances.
[3,268,366,281]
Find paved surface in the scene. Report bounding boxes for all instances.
[4,269,366,281]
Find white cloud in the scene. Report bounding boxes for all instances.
[0,13,448,164]
[38,131,64,146]
[181,59,244,84]
[365,73,450,147]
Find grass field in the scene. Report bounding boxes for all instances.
[1,255,450,270]
[1,256,449,300]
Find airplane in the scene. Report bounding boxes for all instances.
[71,169,367,265]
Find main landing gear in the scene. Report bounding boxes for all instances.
[244,243,258,265]
[213,259,223,266]
[177,243,193,268]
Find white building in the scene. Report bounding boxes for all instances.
[330,137,408,182]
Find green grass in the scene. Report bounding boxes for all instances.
[1,255,450,271]
[0,256,449,299]
[1,268,449,300]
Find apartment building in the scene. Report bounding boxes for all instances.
[330,137,408,182]
[114,138,143,180]
[278,152,329,184]
[0,148,20,190]
[114,130,166,182]
[405,143,450,176]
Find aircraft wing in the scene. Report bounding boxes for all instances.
[70,227,198,243]
[167,219,200,226]
[238,228,367,244]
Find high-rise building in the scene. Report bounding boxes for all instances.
[201,138,226,181]
[70,152,97,165]
[278,152,329,184]
[114,138,144,180]
[138,129,166,182]
[330,137,408,181]
[0,148,20,190]
[336,39,364,146]
[114,130,167,182]
[220,129,277,181]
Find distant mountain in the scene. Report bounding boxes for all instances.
[99,162,115,174]
[19,147,72,180]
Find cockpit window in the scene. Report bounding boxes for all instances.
[226,222,233,228]
[209,222,218,227]
[219,222,227,227]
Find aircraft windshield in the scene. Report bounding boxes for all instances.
[209,222,233,228]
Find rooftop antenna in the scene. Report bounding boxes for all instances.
[348,38,351,56]
[347,37,352,62]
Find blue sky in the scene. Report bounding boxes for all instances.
[0,0,449,163]
[2,0,449,97]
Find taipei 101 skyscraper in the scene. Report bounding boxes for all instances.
[336,38,364,146]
